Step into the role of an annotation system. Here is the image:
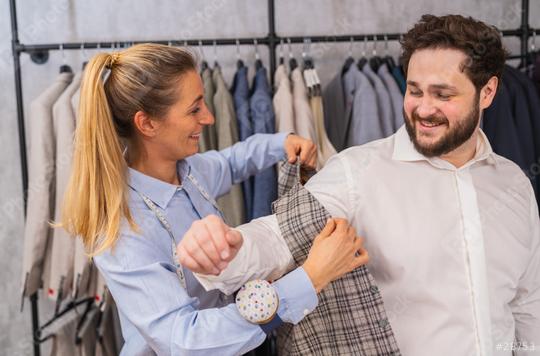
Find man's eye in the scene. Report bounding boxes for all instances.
[436,93,451,100]
[409,90,422,97]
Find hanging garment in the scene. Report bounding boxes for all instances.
[322,69,348,152]
[213,67,245,226]
[309,94,337,168]
[378,63,404,132]
[232,65,254,221]
[291,67,317,145]
[273,160,400,356]
[343,64,383,147]
[391,65,407,94]
[362,64,394,137]
[483,81,527,170]
[45,301,87,356]
[250,66,278,218]
[48,71,83,302]
[72,239,93,299]
[21,72,74,299]
[273,64,296,134]
[506,65,540,205]
[200,68,218,152]
[96,291,124,356]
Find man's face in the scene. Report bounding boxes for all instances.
[403,48,481,157]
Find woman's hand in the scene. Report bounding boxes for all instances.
[302,218,369,293]
[284,134,317,169]
[177,215,243,275]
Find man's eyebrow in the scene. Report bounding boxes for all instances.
[406,81,457,91]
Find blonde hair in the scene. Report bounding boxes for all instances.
[60,43,197,256]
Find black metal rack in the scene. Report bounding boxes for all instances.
[8,0,537,355]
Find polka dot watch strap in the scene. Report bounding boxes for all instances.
[235,280,279,324]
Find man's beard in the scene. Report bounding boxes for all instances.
[404,97,480,158]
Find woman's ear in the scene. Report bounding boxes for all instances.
[479,76,499,111]
[133,111,160,138]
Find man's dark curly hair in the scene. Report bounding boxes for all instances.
[400,14,509,91]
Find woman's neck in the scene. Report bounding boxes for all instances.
[127,148,180,185]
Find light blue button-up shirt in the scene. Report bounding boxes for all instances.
[93,133,318,356]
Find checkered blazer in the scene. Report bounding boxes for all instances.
[272,160,401,355]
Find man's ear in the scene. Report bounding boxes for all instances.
[479,76,499,110]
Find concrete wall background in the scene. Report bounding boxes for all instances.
[0,0,537,353]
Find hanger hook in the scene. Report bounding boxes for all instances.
[213,40,217,63]
[362,36,367,57]
[384,34,389,55]
[80,43,88,60]
[59,44,66,64]
[198,40,205,60]
[287,38,294,58]
[372,35,378,56]
[279,39,284,59]
[532,30,537,52]
[348,36,354,57]
[254,39,260,60]
[168,40,172,47]
[236,39,241,60]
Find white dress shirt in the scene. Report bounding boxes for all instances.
[196,125,540,356]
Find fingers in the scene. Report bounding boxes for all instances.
[300,142,317,169]
[177,249,205,274]
[223,230,243,262]
[317,218,337,240]
[202,215,230,260]
[285,142,298,163]
[180,227,220,275]
[352,247,370,268]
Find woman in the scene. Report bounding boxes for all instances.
[61,43,368,355]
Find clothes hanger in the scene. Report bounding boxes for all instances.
[383,34,396,70]
[287,38,298,72]
[369,35,383,72]
[342,37,356,75]
[236,39,244,69]
[199,40,208,71]
[279,39,285,65]
[254,38,263,70]
[81,43,89,70]
[212,40,220,69]
[59,44,73,73]
[357,37,368,70]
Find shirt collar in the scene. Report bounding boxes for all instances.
[128,160,191,209]
[391,124,498,169]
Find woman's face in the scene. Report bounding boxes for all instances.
[152,69,214,161]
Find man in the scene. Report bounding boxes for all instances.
[178,15,540,356]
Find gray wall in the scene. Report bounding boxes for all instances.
[0,0,537,353]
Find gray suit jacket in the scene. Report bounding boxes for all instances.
[212,68,245,227]
[363,64,394,137]
[378,64,404,132]
[22,72,73,297]
[322,70,348,152]
[48,72,82,302]
[343,65,383,146]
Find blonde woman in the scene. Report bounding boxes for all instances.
[61,44,368,355]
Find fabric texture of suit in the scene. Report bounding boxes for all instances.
[343,65,383,147]
[291,67,317,145]
[362,64,394,137]
[48,71,83,302]
[250,66,277,218]
[273,160,401,356]
[378,64,404,132]
[232,65,254,221]
[213,67,245,226]
[22,72,73,298]
[322,69,348,152]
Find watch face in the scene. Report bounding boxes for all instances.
[235,280,278,324]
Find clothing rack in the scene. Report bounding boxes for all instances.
[8,0,537,355]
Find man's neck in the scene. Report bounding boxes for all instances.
[439,131,479,168]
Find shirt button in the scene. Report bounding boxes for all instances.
[378,318,389,328]
[370,285,379,294]
[303,309,310,316]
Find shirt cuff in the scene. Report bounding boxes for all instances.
[270,132,290,162]
[272,266,318,324]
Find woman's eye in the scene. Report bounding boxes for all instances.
[191,107,201,115]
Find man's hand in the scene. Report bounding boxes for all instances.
[284,134,317,169]
[177,215,243,275]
